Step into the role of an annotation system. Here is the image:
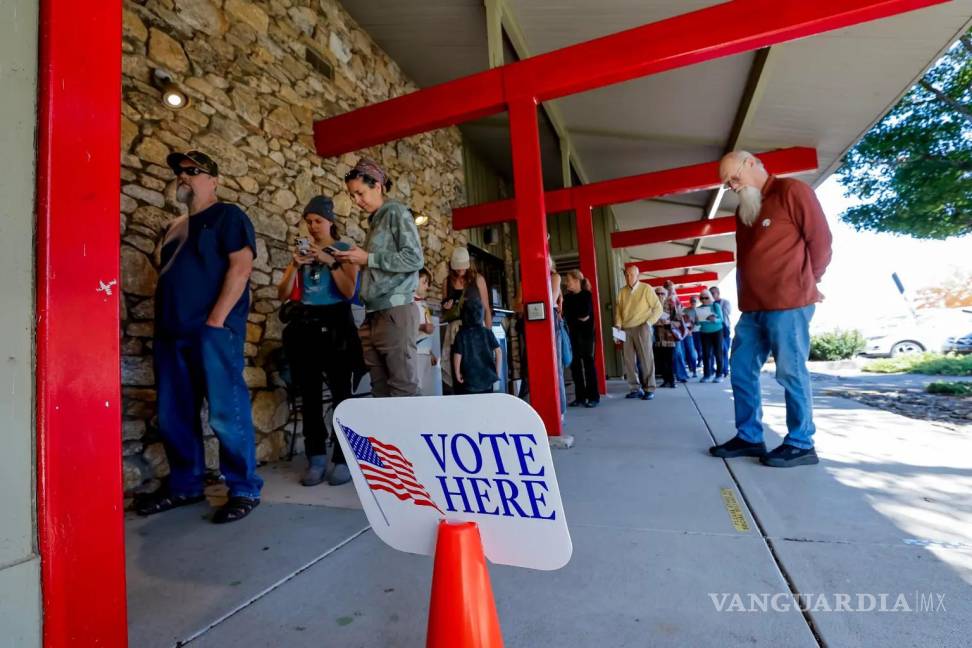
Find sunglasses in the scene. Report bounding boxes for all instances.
[176,166,209,177]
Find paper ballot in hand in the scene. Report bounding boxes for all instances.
[694,306,712,320]
[612,327,626,343]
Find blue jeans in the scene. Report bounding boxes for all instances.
[692,332,703,367]
[681,336,698,375]
[730,306,816,449]
[155,326,263,499]
[673,340,689,381]
[720,326,731,377]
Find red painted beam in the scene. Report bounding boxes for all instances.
[314,1,946,157]
[645,272,719,287]
[628,252,735,273]
[452,147,817,229]
[612,217,737,249]
[37,0,127,645]
[644,283,707,295]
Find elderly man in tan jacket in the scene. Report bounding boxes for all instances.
[614,264,663,401]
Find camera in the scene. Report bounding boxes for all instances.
[296,237,311,255]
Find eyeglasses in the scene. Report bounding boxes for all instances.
[700,296,711,300]
[722,158,747,190]
[176,166,208,177]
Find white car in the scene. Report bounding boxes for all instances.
[862,308,972,357]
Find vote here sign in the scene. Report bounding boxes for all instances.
[333,394,572,571]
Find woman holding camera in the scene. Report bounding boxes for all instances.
[440,247,490,393]
[277,196,362,487]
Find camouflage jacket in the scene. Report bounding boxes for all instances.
[361,199,424,313]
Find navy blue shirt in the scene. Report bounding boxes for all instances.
[156,203,256,338]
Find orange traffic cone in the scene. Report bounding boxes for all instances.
[426,520,504,648]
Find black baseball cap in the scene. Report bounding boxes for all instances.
[166,150,219,176]
[302,195,336,222]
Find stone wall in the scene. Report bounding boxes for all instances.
[120,0,469,497]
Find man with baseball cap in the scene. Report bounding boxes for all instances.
[135,150,263,522]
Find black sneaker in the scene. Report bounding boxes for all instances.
[584,400,599,408]
[568,399,585,407]
[641,391,655,401]
[709,435,767,458]
[760,444,819,467]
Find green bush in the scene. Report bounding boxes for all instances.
[865,353,972,376]
[809,329,866,361]
[926,381,972,396]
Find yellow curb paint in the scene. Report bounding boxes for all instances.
[720,488,750,532]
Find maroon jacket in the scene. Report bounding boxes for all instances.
[735,175,833,312]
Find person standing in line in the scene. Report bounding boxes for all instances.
[277,196,360,487]
[563,269,599,408]
[711,285,732,379]
[663,281,690,384]
[614,264,663,401]
[708,150,832,467]
[684,295,702,376]
[652,286,682,389]
[138,150,262,523]
[334,158,424,397]
[439,247,490,394]
[452,299,502,395]
[697,289,725,383]
[414,268,441,396]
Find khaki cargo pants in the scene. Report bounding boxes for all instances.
[359,303,420,397]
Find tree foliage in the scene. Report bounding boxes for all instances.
[914,268,972,309]
[837,30,972,239]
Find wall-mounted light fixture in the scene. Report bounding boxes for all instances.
[414,214,429,226]
[152,69,189,110]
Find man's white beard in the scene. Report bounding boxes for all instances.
[737,186,762,226]
[176,184,194,205]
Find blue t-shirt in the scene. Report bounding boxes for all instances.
[300,241,351,306]
[155,202,256,338]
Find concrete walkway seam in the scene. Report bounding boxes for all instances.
[179,525,372,647]
[684,383,827,648]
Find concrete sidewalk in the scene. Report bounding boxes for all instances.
[127,375,972,647]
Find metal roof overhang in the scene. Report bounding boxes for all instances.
[339,0,972,281]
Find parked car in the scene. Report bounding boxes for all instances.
[862,308,972,357]
[943,331,972,355]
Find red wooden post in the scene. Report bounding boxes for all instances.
[508,96,562,436]
[36,0,127,645]
[575,204,607,395]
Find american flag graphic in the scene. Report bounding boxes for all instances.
[338,421,444,515]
